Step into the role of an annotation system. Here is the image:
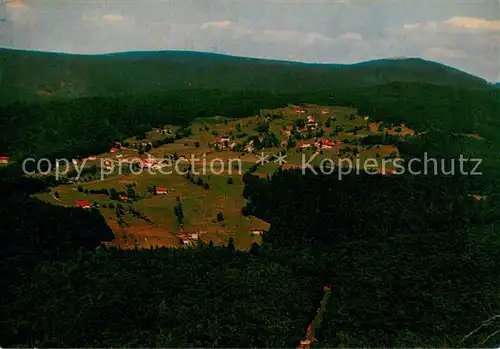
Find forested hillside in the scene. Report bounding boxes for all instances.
[2,48,500,347]
[241,168,500,347]
[0,48,488,104]
[1,84,498,165]
[3,162,500,347]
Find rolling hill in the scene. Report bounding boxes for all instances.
[0,48,489,104]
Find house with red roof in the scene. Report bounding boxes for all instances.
[119,195,129,202]
[306,115,318,128]
[297,140,313,149]
[141,158,157,169]
[470,194,487,201]
[110,147,119,153]
[249,229,266,235]
[75,200,91,209]
[245,140,255,153]
[377,168,398,175]
[316,139,338,149]
[156,187,168,195]
[0,156,9,164]
[320,109,329,115]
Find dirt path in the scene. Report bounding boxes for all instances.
[297,286,332,349]
[51,193,72,207]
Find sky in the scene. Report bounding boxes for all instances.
[1,0,499,81]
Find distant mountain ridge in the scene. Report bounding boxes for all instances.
[0,48,490,104]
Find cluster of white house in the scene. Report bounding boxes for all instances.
[179,232,201,246]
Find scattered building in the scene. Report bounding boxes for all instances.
[213,137,231,149]
[245,140,255,153]
[249,229,266,236]
[87,156,97,161]
[306,115,318,128]
[315,139,339,149]
[377,168,398,175]
[470,194,487,201]
[180,238,194,246]
[141,158,158,169]
[296,109,306,114]
[0,156,9,164]
[75,200,91,209]
[156,187,168,195]
[179,233,200,246]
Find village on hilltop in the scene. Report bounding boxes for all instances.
[13,103,485,251]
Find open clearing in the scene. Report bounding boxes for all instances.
[37,104,415,250]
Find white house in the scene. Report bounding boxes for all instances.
[249,229,265,235]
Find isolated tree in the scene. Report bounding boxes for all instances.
[295,119,306,128]
[108,203,115,209]
[195,141,200,148]
[127,185,136,198]
[203,183,210,190]
[54,191,60,198]
[255,122,270,134]
[196,177,204,186]
[174,202,184,225]
[227,237,235,252]
[236,123,242,133]
[217,212,224,222]
[145,143,152,152]
[109,188,119,201]
[227,178,234,184]
[77,185,83,193]
[249,242,260,256]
